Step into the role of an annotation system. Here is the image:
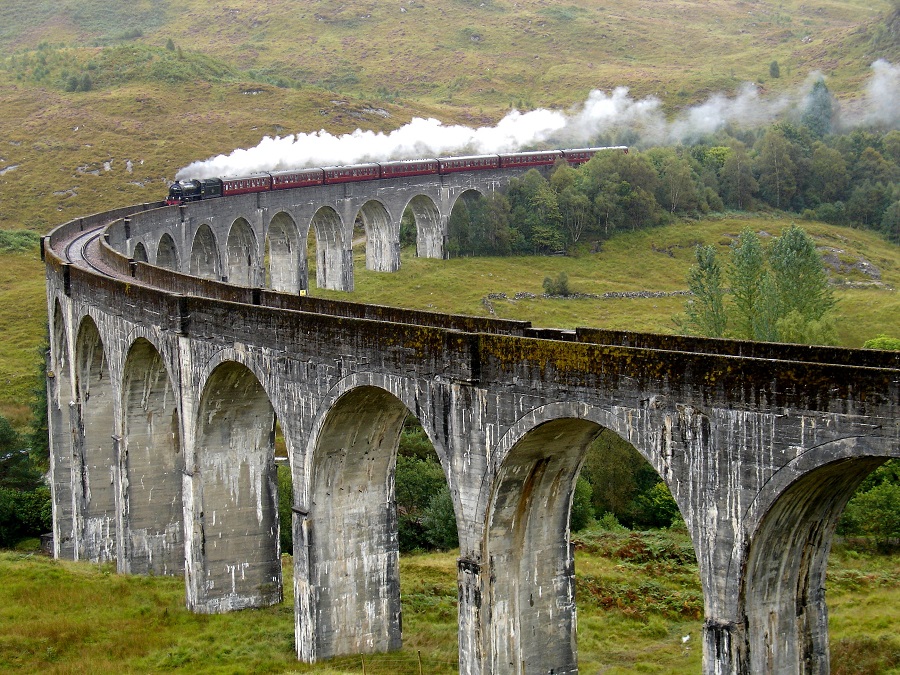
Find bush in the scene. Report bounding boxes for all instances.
[863,334,900,350]
[0,487,52,548]
[277,464,292,554]
[421,485,459,550]
[396,454,447,552]
[543,271,572,296]
[0,230,41,254]
[570,475,595,532]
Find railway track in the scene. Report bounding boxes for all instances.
[62,223,120,278]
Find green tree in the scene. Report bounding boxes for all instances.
[421,485,458,550]
[395,454,447,551]
[277,465,293,554]
[881,201,900,243]
[863,334,900,350]
[800,78,834,137]
[852,147,895,186]
[728,229,777,341]
[657,154,699,214]
[0,417,41,491]
[683,244,727,338]
[579,429,663,528]
[755,129,798,208]
[543,271,573,296]
[807,142,849,204]
[447,195,473,257]
[479,192,514,255]
[767,224,836,343]
[719,142,757,209]
[841,481,900,550]
[769,60,781,79]
[634,481,681,528]
[507,170,564,253]
[29,332,50,471]
[848,181,891,228]
[569,476,595,532]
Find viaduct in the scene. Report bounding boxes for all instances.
[42,163,900,674]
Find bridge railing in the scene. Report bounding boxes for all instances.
[97,211,534,336]
[575,327,900,369]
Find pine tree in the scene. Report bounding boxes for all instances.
[684,244,727,337]
[801,79,834,138]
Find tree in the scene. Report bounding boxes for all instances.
[882,201,900,243]
[841,481,900,550]
[507,170,564,253]
[852,147,894,186]
[682,225,836,345]
[863,334,900,350]
[807,142,849,204]
[447,195,473,257]
[800,78,834,137]
[767,224,836,342]
[657,154,699,214]
[0,417,41,491]
[847,181,891,228]
[755,129,798,208]
[728,229,776,341]
[769,60,781,79]
[570,476,595,532]
[421,485,459,550]
[557,186,593,248]
[543,271,572,296]
[719,142,757,209]
[683,244,727,338]
[395,454,448,551]
[29,332,50,471]
[767,225,831,316]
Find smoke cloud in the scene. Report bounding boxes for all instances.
[176,61,899,180]
[862,59,900,129]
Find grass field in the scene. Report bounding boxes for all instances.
[332,215,900,346]
[1,529,896,674]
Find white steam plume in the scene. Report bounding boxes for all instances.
[863,59,900,129]
[176,61,899,180]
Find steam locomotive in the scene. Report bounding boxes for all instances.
[166,146,628,205]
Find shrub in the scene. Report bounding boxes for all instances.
[863,334,900,350]
[543,271,572,296]
[0,487,52,548]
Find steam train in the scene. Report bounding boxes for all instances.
[166,146,628,205]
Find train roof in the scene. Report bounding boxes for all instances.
[437,154,500,162]
[562,146,629,153]
[320,162,381,170]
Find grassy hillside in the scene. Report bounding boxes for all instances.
[1,0,896,111]
[0,0,897,230]
[1,529,897,674]
[331,216,900,346]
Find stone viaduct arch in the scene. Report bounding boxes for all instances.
[43,165,900,675]
[116,169,515,293]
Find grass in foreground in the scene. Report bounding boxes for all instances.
[1,529,896,674]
